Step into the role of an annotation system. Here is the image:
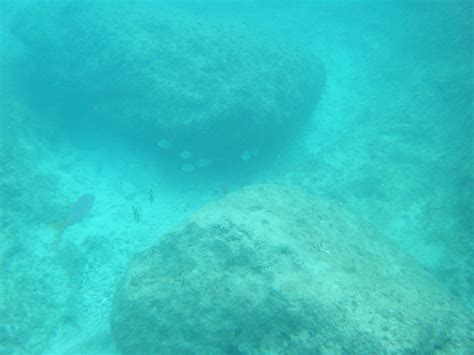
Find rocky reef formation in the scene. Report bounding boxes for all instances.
[0,249,75,355]
[11,2,325,164]
[0,94,60,230]
[111,184,473,354]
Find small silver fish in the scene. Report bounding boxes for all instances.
[240,150,251,161]
[179,151,192,159]
[157,139,173,149]
[181,163,196,172]
[195,158,211,168]
[240,148,258,161]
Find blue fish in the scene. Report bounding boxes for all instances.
[53,194,95,244]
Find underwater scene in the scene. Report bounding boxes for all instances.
[0,0,473,353]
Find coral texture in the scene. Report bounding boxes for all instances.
[12,2,325,161]
[111,184,473,354]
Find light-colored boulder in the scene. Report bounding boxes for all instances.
[111,184,473,353]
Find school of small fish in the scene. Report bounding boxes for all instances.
[157,137,254,171]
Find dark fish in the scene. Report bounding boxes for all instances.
[54,194,95,243]
[132,206,140,223]
[222,185,229,195]
[148,187,154,204]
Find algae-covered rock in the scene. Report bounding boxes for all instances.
[11,2,324,162]
[111,184,473,354]
[0,94,60,229]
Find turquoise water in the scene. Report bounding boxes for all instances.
[0,1,473,353]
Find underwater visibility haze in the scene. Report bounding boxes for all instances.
[0,0,473,353]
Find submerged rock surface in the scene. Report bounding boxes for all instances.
[11,3,324,162]
[111,184,473,353]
